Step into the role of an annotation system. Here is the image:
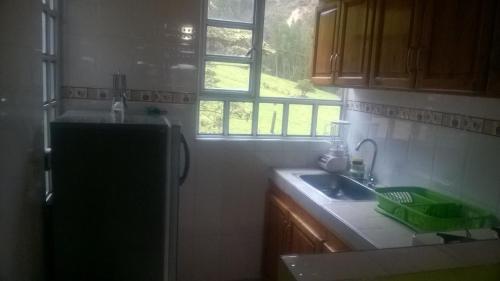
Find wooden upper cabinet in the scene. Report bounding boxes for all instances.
[312,1,340,85]
[333,0,375,87]
[486,2,500,97]
[370,0,419,89]
[415,0,495,93]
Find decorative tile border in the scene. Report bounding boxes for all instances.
[62,86,197,104]
[346,100,500,137]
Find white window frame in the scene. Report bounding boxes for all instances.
[197,0,345,138]
[42,0,60,196]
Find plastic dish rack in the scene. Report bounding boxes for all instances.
[374,187,499,232]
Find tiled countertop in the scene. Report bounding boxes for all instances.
[272,168,415,250]
[281,240,500,281]
[272,168,500,281]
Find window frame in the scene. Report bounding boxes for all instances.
[197,0,345,139]
[42,0,60,196]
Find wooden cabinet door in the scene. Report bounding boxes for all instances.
[370,0,420,89]
[321,239,349,253]
[333,0,376,87]
[287,214,323,254]
[415,0,495,93]
[486,2,500,98]
[311,1,340,85]
[262,194,290,281]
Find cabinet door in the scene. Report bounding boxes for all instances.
[321,239,349,253]
[415,0,495,93]
[262,194,290,281]
[334,0,376,87]
[311,1,340,85]
[370,0,419,89]
[287,214,323,254]
[486,2,500,97]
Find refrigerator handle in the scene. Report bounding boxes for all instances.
[45,192,54,206]
[179,133,190,186]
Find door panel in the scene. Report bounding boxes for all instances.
[312,1,340,85]
[288,224,317,254]
[370,0,419,89]
[334,0,375,86]
[262,194,290,281]
[415,0,495,93]
[321,239,349,253]
[287,214,322,254]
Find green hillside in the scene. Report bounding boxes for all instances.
[206,63,340,100]
[200,63,341,136]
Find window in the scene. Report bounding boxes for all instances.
[42,0,59,195]
[198,0,344,137]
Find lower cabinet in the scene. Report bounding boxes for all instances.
[288,213,323,254]
[262,184,350,281]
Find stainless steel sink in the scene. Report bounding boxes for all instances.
[299,174,376,201]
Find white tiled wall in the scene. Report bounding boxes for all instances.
[62,1,500,280]
[61,0,335,279]
[0,0,45,280]
[346,89,500,217]
[62,0,199,93]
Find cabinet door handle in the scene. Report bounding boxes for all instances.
[333,53,339,71]
[406,48,412,74]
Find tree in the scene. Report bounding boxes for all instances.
[295,79,314,97]
[205,67,220,88]
[200,101,223,133]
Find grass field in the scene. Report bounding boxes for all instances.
[200,63,342,136]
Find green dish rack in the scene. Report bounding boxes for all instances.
[374,187,499,232]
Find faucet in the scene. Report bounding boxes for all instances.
[355,138,378,187]
[111,73,128,122]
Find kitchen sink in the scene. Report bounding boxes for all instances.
[299,174,376,201]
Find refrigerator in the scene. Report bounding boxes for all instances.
[46,111,189,281]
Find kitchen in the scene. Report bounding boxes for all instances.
[1,0,500,281]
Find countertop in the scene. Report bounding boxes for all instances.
[281,239,500,281]
[272,168,500,281]
[271,168,415,250]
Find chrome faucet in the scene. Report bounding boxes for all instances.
[355,138,378,187]
[111,72,128,122]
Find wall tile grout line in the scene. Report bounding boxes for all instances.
[346,100,500,138]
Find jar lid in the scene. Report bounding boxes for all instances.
[352,159,363,165]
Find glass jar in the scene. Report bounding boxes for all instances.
[350,159,365,180]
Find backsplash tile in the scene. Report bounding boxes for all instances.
[483,119,500,137]
[346,90,500,216]
[347,100,500,138]
[62,86,196,104]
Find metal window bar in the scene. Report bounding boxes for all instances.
[197,0,345,138]
[197,95,344,138]
[41,0,60,195]
[206,19,254,30]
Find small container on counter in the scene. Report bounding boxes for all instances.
[349,159,365,180]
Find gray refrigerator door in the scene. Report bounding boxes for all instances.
[50,119,174,281]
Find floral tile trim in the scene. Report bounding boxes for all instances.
[346,100,500,138]
[62,86,196,104]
